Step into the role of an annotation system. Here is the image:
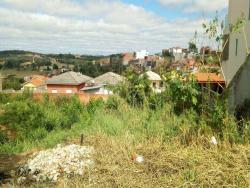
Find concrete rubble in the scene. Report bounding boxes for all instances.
[17,144,94,183]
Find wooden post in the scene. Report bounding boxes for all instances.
[80,134,83,145]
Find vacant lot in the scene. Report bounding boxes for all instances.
[0,94,249,187]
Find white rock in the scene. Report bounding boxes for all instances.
[211,136,218,145]
[19,144,94,183]
[135,155,144,163]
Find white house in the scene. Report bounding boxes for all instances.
[136,50,149,60]
[222,0,250,112]
[143,71,163,93]
[80,84,113,95]
[169,47,186,61]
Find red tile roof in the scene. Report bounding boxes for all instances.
[123,53,134,61]
[28,75,48,87]
[195,73,225,84]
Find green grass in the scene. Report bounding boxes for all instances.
[0,94,250,187]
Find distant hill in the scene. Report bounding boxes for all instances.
[0,50,126,78]
[0,50,40,58]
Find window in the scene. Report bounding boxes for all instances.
[52,89,58,94]
[235,39,238,56]
[66,89,72,94]
[153,82,156,88]
[222,34,229,61]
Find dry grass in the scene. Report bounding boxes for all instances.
[54,134,250,188]
[1,69,41,78]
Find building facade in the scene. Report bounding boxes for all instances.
[222,0,250,112]
[136,50,149,60]
[46,71,92,94]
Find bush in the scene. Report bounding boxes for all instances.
[164,71,200,114]
[106,96,120,110]
[148,92,168,110]
[59,95,85,128]
[115,69,152,107]
[0,131,8,144]
[87,98,104,114]
[0,93,12,104]
[0,95,89,142]
[27,127,48,141]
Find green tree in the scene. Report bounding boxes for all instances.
[164,71,200,114]
[115,68,152,107]
[188,41,198,53]
[3,75,23,90]
[53,64,59,70]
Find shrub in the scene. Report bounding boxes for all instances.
[106,96,120,110]
[164,71,200,114]
[0,131,8,144]
[60,95,85,128]
[115,68,152,107]
[0,101,45,132]
[87,98,104,114]
[148,92,168,110]
[27,127,48,141]
[0,93,12,104]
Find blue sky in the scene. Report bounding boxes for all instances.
[0,0,228,55]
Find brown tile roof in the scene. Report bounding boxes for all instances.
[123,53,134,61]
[93,72,125,85]
[25,75,48,87]
[195,73,225,84]
[46,71,92,85]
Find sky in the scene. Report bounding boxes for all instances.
[0,0,228,55]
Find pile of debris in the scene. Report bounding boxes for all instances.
[17,144,94,183]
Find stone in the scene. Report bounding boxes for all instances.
[17,144,94,183]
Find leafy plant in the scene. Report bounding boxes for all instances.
[115,68,152,107]
[106,96,120,110]
[164,71,200,114]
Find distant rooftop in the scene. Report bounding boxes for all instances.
[80,84,105,91]
[144,71,161,81]
[93,72,124,85]
[195,73,225,84]
[47,71,92,85]
[25,75,48,87]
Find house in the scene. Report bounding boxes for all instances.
[200,46,212,55]
[80,84,113,95]
[122,52,134,65]
[222,0,250,112]
[144,55,164,70]
[136,50,149,60]
[195,72,225,94]
[169,47,186,62]
[93,72,124,86]
[143,71,163,93]
[94,58,110,66]
[46,71,92,94]
[22,75,48,92]
[81,72,124,95]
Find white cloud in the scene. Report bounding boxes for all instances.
[158,0,227,13]
[0,0,210,54]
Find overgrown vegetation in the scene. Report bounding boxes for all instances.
[0,70,249,153]
[0,71,249,186]
[2,75,23,90]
